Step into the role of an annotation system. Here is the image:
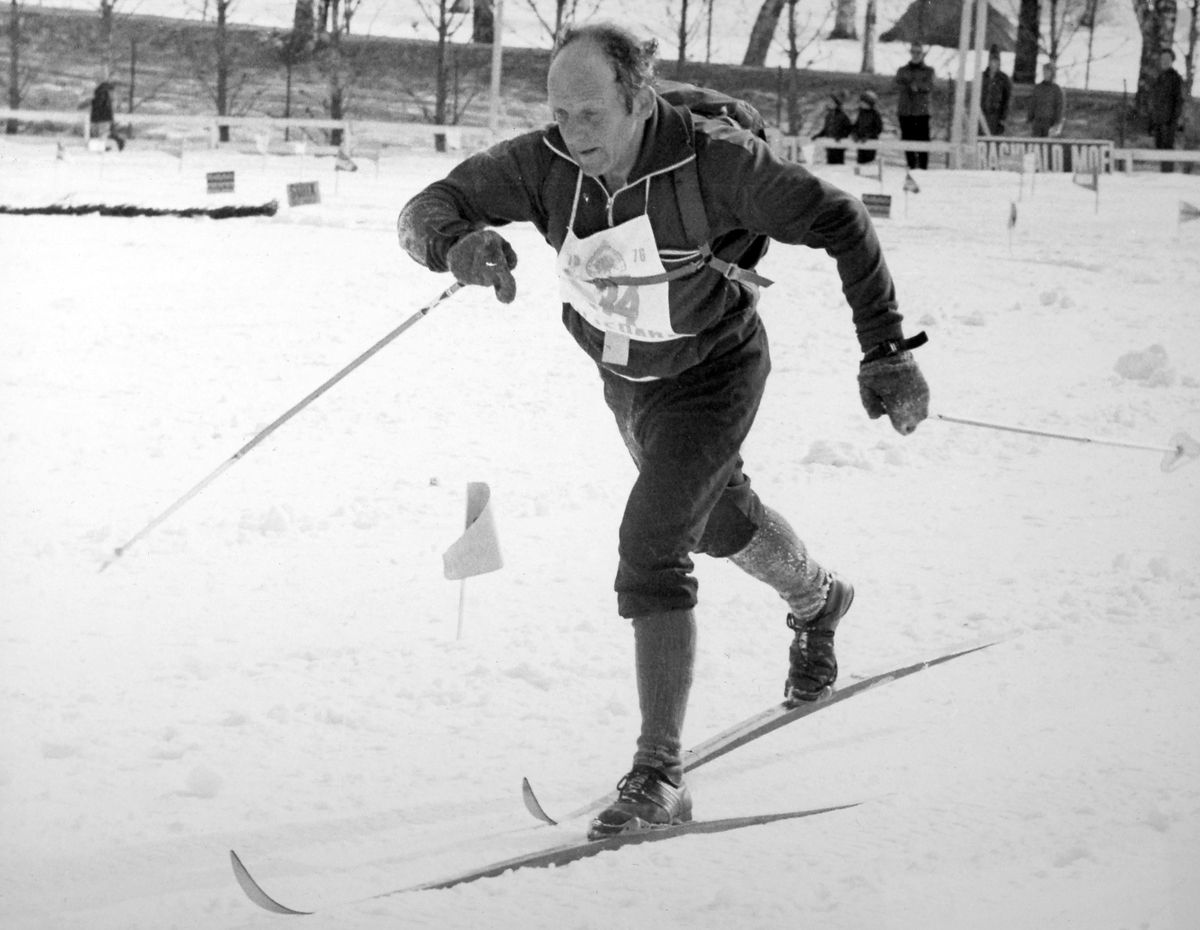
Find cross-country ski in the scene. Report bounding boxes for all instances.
[231,802,860,916]
[522,640,996,825]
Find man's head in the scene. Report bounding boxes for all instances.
[547,23,657,182]
[1159,48,1176,70]
[909,43,925,63]
[987,45,1001,72]
[1042,62,1055,81]
[860,90,878,108]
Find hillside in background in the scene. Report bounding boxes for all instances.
[2,5,1195,149]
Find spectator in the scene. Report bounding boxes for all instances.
[813,94,853,164]
[1147,49,1185,173]
[80,81,125,151]
[980,45,1012,135]
[852,90,884,164]
[1027,63,1065,138]
[894,43,935,169]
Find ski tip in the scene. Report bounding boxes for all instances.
[521,777,558,826]
[229,850,312,916]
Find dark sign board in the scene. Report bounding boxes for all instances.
[287,181,321,207]
[862,193,892,219]
[206,171,235,194]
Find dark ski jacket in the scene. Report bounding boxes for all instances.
[1147,68,1185,129]
[894,62,935,117]
[813,105,853,141]
[398,93,903,382]
[980,69,1012,131]
[852,106,884,142]
[1028,80,1065,131]
[89,83,115,123]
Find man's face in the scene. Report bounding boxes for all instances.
[910,45,924,63]
[547,41,651,183]
[987,54,1000,73]
[1160,51,1175,70]
[1043,64,1055,81]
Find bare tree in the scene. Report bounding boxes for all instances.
[1183,0,1198,93]
[1014,0,1040,81]
[1132,0,1178,109]
[5,0,30,133]
[830,0,857,40]
[184,0,265,140]
[520,0,602,45]
[861,0,876,72]
[414,0,471,125]
[744,0,786,66]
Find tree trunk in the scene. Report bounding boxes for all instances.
[786,0,800,133]
[743,0,786,67]
[435,0,449,126]
[679,0,689,65]
[861,0,876,72]
[472,0,494,44]
[100,0,115,80]
[292,0,313,42]
[1133,0,1178,110]
[216,0,229,141]
[7,0,19,134]
[1186,0,1198,96]
[1013,0,1040,83]
[830,0,857,40]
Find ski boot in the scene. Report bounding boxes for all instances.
[587,764,693,840]
[785,575,855,705]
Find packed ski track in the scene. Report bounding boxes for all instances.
[2,139,1199,930]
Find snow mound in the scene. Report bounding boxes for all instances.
[801,440,872,469]
[1113,345,1176,387]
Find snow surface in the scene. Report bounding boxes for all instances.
[2,138,1200,930]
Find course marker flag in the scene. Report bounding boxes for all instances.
[444,482,503,639]
[1181,201,1200,224]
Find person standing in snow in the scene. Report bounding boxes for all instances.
[1147,49,1185,172]
[397,22,929,841]
[894,43,935,169]
[980,45,1012,136]
[813,93,853,164]
[851,90,884,164]
[80,80,125,151]
[1027,63,1065,138]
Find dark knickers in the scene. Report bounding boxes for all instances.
[601,319,770,618]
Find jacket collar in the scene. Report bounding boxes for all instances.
[542,93,696,190]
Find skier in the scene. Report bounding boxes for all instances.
[396,22,929,840]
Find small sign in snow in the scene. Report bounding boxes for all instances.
[287,181,321,207]
[206,171,235,194]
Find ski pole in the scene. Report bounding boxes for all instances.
[933,413,1199,473]
[100,282,463,572]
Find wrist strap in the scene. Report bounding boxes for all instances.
[862,331,928,364]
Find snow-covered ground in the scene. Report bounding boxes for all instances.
[2,137,1199,930]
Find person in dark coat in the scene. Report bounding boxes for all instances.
[894,43,935,168]
[1027,63,1065,138]
[852,90,884,163]
[813,93,853,164]
[1147,49,1185,172]
[980,45,1012,135]
[81,81,125,151]
[397,22,929,842]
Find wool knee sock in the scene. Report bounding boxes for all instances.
[631,608,696,783]
[728,506,831,623]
